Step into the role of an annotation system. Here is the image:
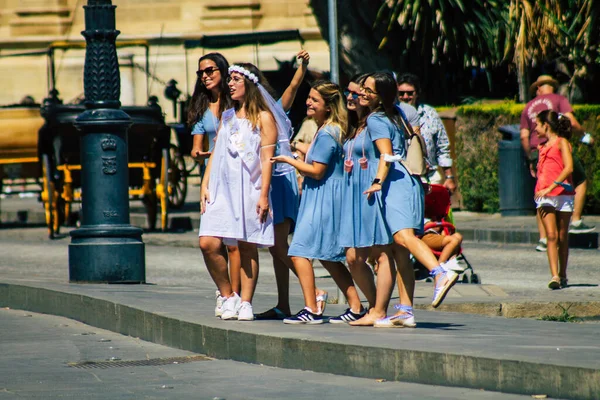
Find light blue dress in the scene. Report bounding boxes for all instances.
[191,108,219,152]
[366,113,424,235]
[270,99,300,226]
[339,128,392,248]
[288,125,345,261]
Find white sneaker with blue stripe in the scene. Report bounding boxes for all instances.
[329,308,366,324]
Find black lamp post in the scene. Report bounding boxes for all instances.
[69,0,145,283]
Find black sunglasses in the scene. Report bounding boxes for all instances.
[344,90,360,100]
[398,90,415,97]
[196,66,219,78]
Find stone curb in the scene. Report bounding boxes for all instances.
[415,301,600,319]
[1,282,598,400]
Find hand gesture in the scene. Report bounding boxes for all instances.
[534,187,551,201]
[256,197,270,223]
[191,147,211,161]
[297,50,310,66]
[270,155,293,164]
[363,184,381,199]
[444,178,457,194]
[200,186,210,214]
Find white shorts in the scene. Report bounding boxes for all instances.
[535,195,574,212]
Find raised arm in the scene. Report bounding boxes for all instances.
[279,50,310,112]
[258,111,278,222]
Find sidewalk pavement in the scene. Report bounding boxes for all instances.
[2,195,599,248]
[1,196,600,398]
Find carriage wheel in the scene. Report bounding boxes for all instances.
[159,147,170,232]
[168,144,187,209]
[41,154,56,239]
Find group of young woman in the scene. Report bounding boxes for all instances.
[190,51,460,328]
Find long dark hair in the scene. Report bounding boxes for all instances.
[365,72,401,128]
[230,63,275,130]
[347,73,368,141]
[186,52,232,127]
[537,110,572,140]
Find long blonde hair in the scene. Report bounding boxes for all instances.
[312,81,348,142]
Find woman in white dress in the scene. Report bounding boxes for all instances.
[199,63,279,321]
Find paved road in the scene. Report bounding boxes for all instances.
[0,308,537,400]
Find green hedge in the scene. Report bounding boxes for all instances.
[450,102,600,214]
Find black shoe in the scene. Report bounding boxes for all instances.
[254,307,290,320]
[328,308,367,324]
[283,308,323,325]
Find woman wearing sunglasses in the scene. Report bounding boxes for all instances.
[188,53,244,314]
[333,74,397,325]
[272,81,364,324]
[360,72,459,328]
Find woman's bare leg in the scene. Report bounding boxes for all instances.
[320,260,363,313]
[227,245,242,295]
[350,246,396,326]
[237,241,259,304]
[345,248,376,308]
[199,236,233,297]
[291,256,318,312]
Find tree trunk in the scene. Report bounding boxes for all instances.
[309,0,395,80]
[516,66,529,103]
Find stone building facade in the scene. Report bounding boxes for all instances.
[0,0,329,121]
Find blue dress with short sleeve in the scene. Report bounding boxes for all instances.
[366,112,424,235]
[270,99,299,225]
[191,108,219,152]
[339,128,392,248]
[288,125,345,261]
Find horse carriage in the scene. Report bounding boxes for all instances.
[0,40,183,238]
[1,30,315,238]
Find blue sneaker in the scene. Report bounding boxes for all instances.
[329,308,366,324]
[283,308,323,325]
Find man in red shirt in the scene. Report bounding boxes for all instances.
[520,75,595,251]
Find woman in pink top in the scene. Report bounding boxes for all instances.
[534,110,574,290]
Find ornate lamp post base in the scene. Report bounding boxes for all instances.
[69,225,146,283]
[68,0,146,284]
[69,225,145,283]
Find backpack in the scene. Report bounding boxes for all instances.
[396,109,428,176]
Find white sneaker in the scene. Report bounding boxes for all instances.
[215,290,226,318]
[220,293,241,320]
[374,313,416,328]
[442,257,465,273]
[237,301,254,321]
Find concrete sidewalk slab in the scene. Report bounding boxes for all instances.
[2,197,598,247]
[1,280,599,400]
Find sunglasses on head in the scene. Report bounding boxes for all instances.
[398,90,415,97]
[344,90,360,100]
[196,66,219,78]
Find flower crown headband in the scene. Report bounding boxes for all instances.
[228,65,259,85]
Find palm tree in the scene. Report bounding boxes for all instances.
[374,0,501,69]
[502,0,599,102]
